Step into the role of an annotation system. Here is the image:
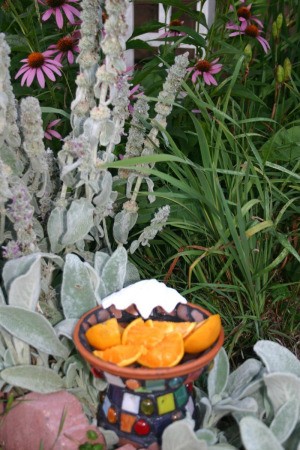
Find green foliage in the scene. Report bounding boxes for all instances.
[161,340,300,450]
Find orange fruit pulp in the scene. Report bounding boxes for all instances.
[183,314,221,354]
[94,344,145,367]
[138,331,184,368]
[89,315,221,367]
[85,317,121,350]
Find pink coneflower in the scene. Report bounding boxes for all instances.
[229,1,263,30]
[227,23,270,53]
[128,84,143,114]
[159,19,186,39]
[187,58,222,85]
[38,0,81,29]
[44,119,62,140]
[15,51,62,88]
[47,33,79,64]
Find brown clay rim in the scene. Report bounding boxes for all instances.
[73,302,225,380]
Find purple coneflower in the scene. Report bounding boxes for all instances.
[128,84,143,114]
[15,51,62,88]
[47,34,79,64]
[38,0,81,29]
[159,19,186,39]
[187,58,222,85]
[227,23,270,53]
[44,119,62,140]
[229,1,263,30]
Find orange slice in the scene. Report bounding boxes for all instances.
[145,320,196,338]
[93,344,144,367]
[122,318,165,348]
[138,332,184,368]
[183,314,221,354]
[86,317,121,350]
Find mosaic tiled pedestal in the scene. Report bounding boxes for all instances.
[97,371,200,448]
[74,302,224,449]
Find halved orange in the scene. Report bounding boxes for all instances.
[86,318,121,350]
[137,331,184,368]
[122,318,165,348]
[145,320,196,338]
[183,314,221,354]
[93,344,144,367]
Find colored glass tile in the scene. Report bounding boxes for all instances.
[134,418,151,436]
[104,372,125,387]
[157,393,175,415]
[102,396,111,415]
[122,392,141,414]
[174,385,188,408]
[125,379,141,390]
[185,396,195,416]
[145,379,166,392]
[172,410,184,421]
[168,377,184,389]
[140,398,155,416]
[108,385,124,407]
[107,406,118,424]
[186,382,194,393]
[120,412,136,433]
[90,367,104,379]
[99,391,106,404]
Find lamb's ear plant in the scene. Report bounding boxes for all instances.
[162,340,300,450]
[0,0,187,416]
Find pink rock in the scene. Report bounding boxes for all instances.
[0,391,106,450]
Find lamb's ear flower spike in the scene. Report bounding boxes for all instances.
[15,50,62,88]
[38,0,81,29]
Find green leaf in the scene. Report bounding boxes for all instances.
[7,256,41,310]
[61,199,94,246]
[227,358,262,398]
[264,373,300,413]
[100,247,128,298]
[124,261,140,287]
[47,206,66,253]
[254,340,300,376]
[94,252,110,276]
[61,254,97,319]
[127,39,153,50]
[0,366,65,393]
[3,253,40,293]
[240,417,284,450]
[162,419,208,450]
[0,286,6,305]
[0,306,69,358]
[270,399,299,443]
[40,106,70,119]
[245,220,273,238]
[207,347,229,401]
[54,319,78,339]
[260,126,300,162]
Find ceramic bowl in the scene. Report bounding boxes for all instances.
[73,302,224,381]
